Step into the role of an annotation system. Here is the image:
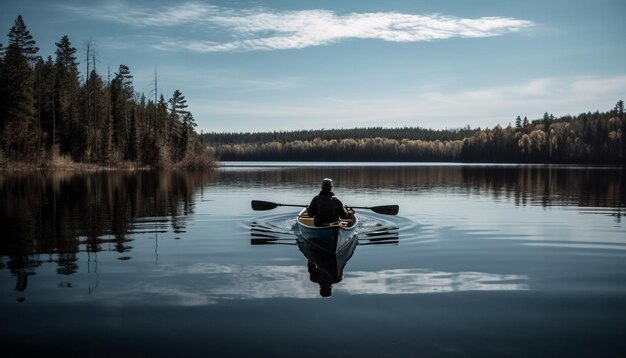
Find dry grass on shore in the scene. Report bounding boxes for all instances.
[1,150,217,172]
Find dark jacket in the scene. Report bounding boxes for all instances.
[307,190,349,226]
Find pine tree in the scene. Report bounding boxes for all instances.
[54,35,80,155]
[178,112,196,157]
[84,69,108,163]
[0,42,6,133]
[157,94,167,142]
[38,56,56,149]
[110,64,133,156]
[7,15,39,63]
[515,116,522,131]
[1,16,40,157]
[167,89,188,146]
[522,116,529,132]
[617,100,625,165]
[127,107,137,160]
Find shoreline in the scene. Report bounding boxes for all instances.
[0,160,218,172]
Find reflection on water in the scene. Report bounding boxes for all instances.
[0,164,623,296]
[342,269,528,294]
[36,262,527,306]
[1,164,625,357]
[219,164,625,209]
[0,171,215,293]
[298,236,358,297]
[250,213,399,296]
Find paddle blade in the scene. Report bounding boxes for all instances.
[369,205,399,215]
[251,200,279,211]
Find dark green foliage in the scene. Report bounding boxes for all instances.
[7,15,39,62]
[0,16,40,159]
[461,105,624,164]
[127,107,138,160]
[167,89,188,147]
[110,64,133,156]
[203,126,477,146]
[2,43,35,123]
[36,56,56,148]
[522,116,529,132]
[210,103,624,164]
[0,15,206,167]
[54,35,81,156]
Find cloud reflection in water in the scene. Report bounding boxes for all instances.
[102,263,528,306]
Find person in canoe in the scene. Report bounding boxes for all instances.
[307,178,350,226]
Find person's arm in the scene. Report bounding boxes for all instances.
[336,198,349,219]
[307,197,317,217]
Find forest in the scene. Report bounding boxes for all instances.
[203,126,478,145]
[205,105,625,164]
[1,15,623,167]
[0,16,213,169]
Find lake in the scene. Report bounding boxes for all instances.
[1,163,625,357]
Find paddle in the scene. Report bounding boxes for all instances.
[251,200,399,215]
[351,205,399,216]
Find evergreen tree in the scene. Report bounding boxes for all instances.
[0,16,207,166]
[616,100,625,166]
[2,43,36,156]
[54,35,80,155]
[157,94,167,141]
[39,56,56,148]
[1,16,41,157]
[7,15,39,63]
[515,116,522,131]
[127,107,137,160]
[178,112,197,158]
[522,116,529,131]
[0,43,6,133]
[110,64,133,155]
[167,89,188,146]
[84,69,109,162]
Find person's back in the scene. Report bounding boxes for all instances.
[307,178,349,226]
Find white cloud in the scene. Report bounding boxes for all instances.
[61,1,220,27]
[62,2,534,52]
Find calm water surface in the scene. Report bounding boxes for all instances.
[1,163,625,357]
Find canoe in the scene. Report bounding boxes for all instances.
[296,208,358,253]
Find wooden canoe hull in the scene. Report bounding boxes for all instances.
[297,208,358,253]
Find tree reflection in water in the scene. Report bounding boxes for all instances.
[0,170,216,295]
[1,164,623,297]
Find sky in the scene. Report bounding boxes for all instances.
[1,0,625,133]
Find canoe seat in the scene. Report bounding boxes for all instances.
[299,217,315,226]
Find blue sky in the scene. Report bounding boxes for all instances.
[1,0,625,133]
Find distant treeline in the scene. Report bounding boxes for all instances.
[203,126,477,145]
[208,104,625,164]
[462,109,624,164]
[0,15,212,169]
